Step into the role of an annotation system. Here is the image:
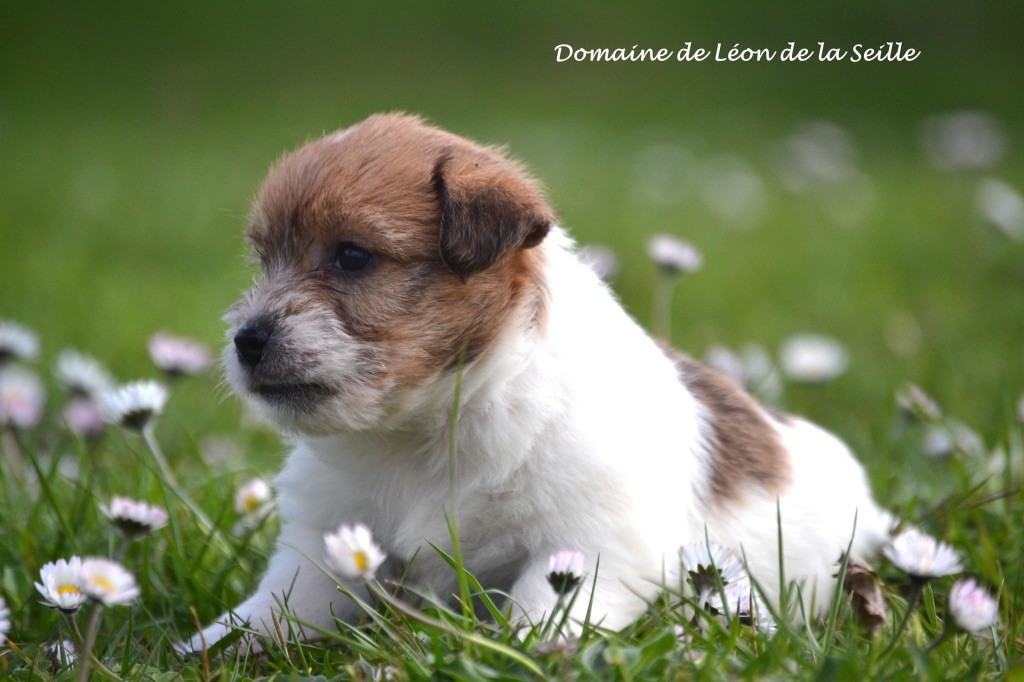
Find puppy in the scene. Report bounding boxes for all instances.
[187,113,892,650]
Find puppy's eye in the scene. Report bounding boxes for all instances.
[332,242,372,272]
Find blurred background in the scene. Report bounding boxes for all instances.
[1,1,1022,500]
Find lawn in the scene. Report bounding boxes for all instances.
[1,2,1022,679]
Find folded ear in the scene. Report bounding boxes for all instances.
[433,148,555,280]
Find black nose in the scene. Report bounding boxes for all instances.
[234,323,272,367]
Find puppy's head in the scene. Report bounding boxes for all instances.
[225,113,555,433]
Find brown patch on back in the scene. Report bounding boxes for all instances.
[246,113,553,395]
[660,345,791,505]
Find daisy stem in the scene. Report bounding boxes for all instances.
[542,592,567,640]
[927,622,954,651]
[652,271,675,341]
[2,425,26,480]
[141,423,177,486]
[878,579,925,663]
[65,612,85,649]
[140,424,229,554]
[115,536,130,563]
[363,581,545,677]
[63,613,120,680]
[76,602,103,682]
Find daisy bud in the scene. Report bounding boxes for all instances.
[0,320,39,365]
[648,234,703,274]
[35,557,87,614]
[324,523,386,580]
[63,398,105,438]
[948,578,999,633]
[896,383,942,422]
[101,380,168,431]
[100,496,169,539]
[79,558,140,606]
[148,332,212,376]
[883,528,963,580]
[0,366,45,429]
[546,549,585,595]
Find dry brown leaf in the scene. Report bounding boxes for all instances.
[835,553,888,635]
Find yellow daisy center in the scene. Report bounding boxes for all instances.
[244,496,260,512]
[57,584,81,596]
[89,576,114,592]
[353,551,368,573]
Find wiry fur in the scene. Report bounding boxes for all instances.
[186,114,892,652]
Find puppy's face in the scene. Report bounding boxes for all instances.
[224,114,554,433]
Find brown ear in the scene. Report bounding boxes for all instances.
[433,148,555,280]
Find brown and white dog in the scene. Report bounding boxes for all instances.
[186,113,891,651]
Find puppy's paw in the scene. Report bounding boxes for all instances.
[177,617,256,658]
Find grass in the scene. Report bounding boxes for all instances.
[1,2,1023,678]
[0,406,1018,680]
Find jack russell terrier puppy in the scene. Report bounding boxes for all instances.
[186,113,892,651]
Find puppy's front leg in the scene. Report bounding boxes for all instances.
[184,521,369,654]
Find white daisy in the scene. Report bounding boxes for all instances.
[324,523,386,580]
[779,334,848,384]
[35,557,87,613]
[699,155,766,228]
[678,541,751,614]
[232,477,275,534]
[722,581,754,620]
[100,496,169,538]
[949,422,984,457]
[54,349,114,399]
[79,557,140,606]
[234,477,273,516]
[0,320,39,364]
[101,380,168,431]
[922,421,985,459]
[724,582,776,632]
[0,595,10,645]
[920,111,1006,172]
[948,578,998,633]
[546,549,585,595]
[148,332,212,376]
[922,425,955,458]
[883,528,963,579]
[976,177,1024,242]
[775,120,857,193]
[577,245,619,282]
[648,234,703,274]
[0,366,45,429]
[705,346,746,385]
[706,344,783,404]
[63,398,105,438]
